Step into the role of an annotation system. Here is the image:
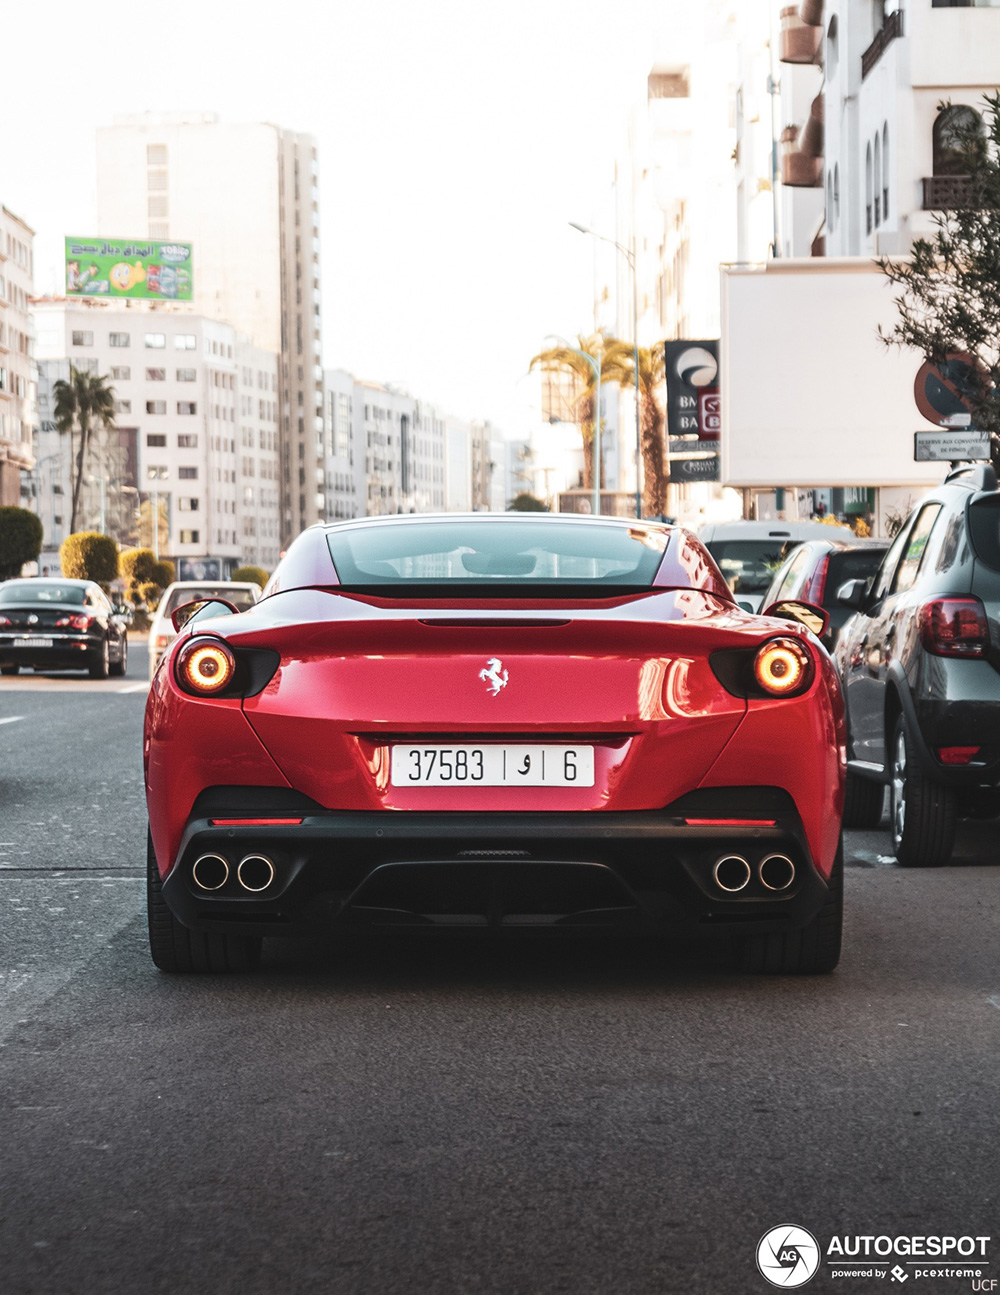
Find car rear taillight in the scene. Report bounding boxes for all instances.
[800,555,830,607]
[918,597,990,657]
[55,613,93,630]
[938,746,981,765]
[175,637,237,696]
[753,637,814,697]
[0,615,10,626]
[155,633,173,649]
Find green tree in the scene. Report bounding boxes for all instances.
[507,492,548,512]
[231,564,269,589]
[60,531,119,589]
[0,506,44,579]
[52,367,117,533]
[878,93,1000,472]
[601,340,669,516]
[529,335,607,491]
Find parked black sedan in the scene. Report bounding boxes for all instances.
[834,464,1000,865]
[0,578,129,678]
[760,538,889,648]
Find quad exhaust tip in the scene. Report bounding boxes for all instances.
[713,854,752,893]
[759,853,796,891]
[191,853,230,892]
[237,853,276,893]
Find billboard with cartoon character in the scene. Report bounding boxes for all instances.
[64,237,193,300]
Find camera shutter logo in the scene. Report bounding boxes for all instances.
[756,1226,821,1288]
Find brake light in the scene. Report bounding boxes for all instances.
[175,637,236,696]
[938,746,981,765]
[683,818,777,827]
[208,818,304,826]
[753,637,813,697]
[0,615,10,626]
[918,597,989,657]
[55,613,93,630]
[156,633,172,649]
[800,555,830,607]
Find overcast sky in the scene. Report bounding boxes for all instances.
[4,0,684,436]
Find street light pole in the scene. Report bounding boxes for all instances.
[570,222,642,518]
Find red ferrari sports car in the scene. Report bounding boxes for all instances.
[144,514,845,974]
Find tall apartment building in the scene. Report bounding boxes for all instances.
[1,206,36,506]
[95,112,324,545]
[32,299,280,571]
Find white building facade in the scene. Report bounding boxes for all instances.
[1,206,36,506]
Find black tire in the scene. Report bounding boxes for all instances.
[146,827,261,973]
[109,635,128,678]
[842,770,884,828]
[739,839,843,974]
[889,714,957,867]
[1,663,19,676]
[88,637,110,679]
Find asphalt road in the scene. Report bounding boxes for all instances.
[1,650,998,1295]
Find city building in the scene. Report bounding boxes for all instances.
[1,206,36,506]
[95,112,324,545]
[32,299,280,571]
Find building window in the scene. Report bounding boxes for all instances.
[874,132,882,226]
[882,124,889,218]
[109,332,130,348]
[110,366,131,381]
[147,144,168,165]
[115,399,132,415]
[145,333,166,349]
[147,195,168,219]
[933,103,984,175]
[834,163,841,223]
[145,367,166,381]
[177,434,198,448]
[179,529,200,545]
[177,401,197,415]
[179,466,198,480]
[146,434,167,447]
[147,465,168,480]
[176,367,196,382]
[71,330,93,346]
[76,358,99,375]
[174,334,197,350]
[178,497,200,511]
[865,142,873,234]
[148,223,169,239]
[146,400,167,414]
[147,170,168,192]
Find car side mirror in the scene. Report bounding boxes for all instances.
[113,603,134,623]
[836,578,869,611]
[761,599,830,640]
[170,598,240,632]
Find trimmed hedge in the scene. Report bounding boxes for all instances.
[0,506,44,579]
[231,564,269,589]
[60,532,119,588]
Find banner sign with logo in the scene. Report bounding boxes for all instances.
[664,340,721,481]
[65,236,194,300]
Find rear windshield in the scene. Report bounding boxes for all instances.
[704,540,791,595]
[325,520,668,592]
[825,548,888,600]
[163,586,257,615]
[0,582,86,606]
[968,495,1000,572]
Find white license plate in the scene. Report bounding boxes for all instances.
[13,637,53,648]
[390,744,595,787]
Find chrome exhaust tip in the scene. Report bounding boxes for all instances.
[237,853,276,893]
[713,854,752,893]
[191,853,230,892]
[759,853,796,892]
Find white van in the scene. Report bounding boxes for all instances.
[698,519,857,611]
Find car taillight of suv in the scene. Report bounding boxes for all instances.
[918,597,990,658]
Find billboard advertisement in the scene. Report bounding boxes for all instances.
[64,237,193,300]
[664,340,721,481]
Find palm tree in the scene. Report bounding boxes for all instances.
[602,340,669,516]
[53,367,118,533]
[529,335,607,491]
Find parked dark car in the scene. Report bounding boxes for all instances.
[760,539,890,648]
[0,578,130,678]
[834,464,1000,865]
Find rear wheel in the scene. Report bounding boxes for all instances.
[88,637,110,680]
[842,770,884,828]
[109,635,128,678]
[1,664,19,676]
[890,714,956,867]
[147,828,261,973]
[738,839,843,974]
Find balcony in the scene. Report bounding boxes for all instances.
[922,175,974,208]
[861,9,904,79]
[780,6,823,63]
[782,152,823,187]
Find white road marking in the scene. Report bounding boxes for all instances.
[0,716,24,725]
[117,683,149,694]
[987,995,1000,1012]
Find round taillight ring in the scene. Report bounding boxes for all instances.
[753,636,813,697]
[175,636,236,696]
